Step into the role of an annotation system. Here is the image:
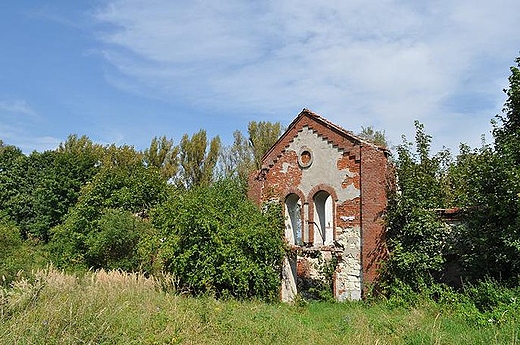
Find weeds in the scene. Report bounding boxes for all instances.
[1,268,519,344]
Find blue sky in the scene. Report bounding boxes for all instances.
[1,1,519,154]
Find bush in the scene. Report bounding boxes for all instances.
[85,209,151,271]
[48,163,167,270]
[0,219,48,286]
[152,178,285,300]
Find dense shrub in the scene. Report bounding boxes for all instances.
[49,162,167,270]
[382,121,455,291]
[0,219,48,286]
[85,209,152,271]
[152,178,285,300]
[383,56,520,291]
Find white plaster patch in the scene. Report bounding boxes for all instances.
[280,162,291,173]
[335,226,362,301]
[281,256,297,302]
[287,127,360,202]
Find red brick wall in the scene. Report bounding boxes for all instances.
[248,110,390,296]
[360,145,389,286]
[261,150,302,202]
[247,170,263,206]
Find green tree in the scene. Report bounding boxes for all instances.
[143,136,179,181]
[218,130,254,182]
[248,121,282,170]
[57,134,104,159]
[0,136,102,242]
[383,121,454,290]
[102,143,143,169]
[0,144,25,221]
[49,144,167,269]
[454,56,520,282]
[494,56,520,165]
[177,130,221,189]
[358,126,389,147]
[219,121,282,182]
[152,178,285,300]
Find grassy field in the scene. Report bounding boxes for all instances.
[1,267,518,344]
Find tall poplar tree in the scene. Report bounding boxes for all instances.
[177,129,221,189]
[219,121,282,183]
[248,121,282,170]
[143,136,179,181]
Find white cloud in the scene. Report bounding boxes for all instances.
[0,99,37,117]
[93,0,520,151]
[0,125,61,153]
[0,99,61,152]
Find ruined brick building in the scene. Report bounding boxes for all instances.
[248,109,391,301]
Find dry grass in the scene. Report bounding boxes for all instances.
[1,267,519,344]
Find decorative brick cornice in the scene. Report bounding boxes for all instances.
[261,109,386,171]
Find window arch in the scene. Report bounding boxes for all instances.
[284,193,303,245]
[313,190,334,246]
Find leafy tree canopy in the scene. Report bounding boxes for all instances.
[358,126,389,147]
[152,178,285,300]
[143,136,179,181]
[177,129,221,189]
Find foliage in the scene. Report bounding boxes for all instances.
[305,254,338,302]
[57,134,104,159]
[0,141,101,241]
[142,135,179,181]
[384,55,520,292]
[177,129,221,189]
[218,130,254,182]
[0,219,48,286]
[494,56,520,166]
[358,126,389,147]
[219,121,282,182]
[0,145,27,227]
[247,121,282,170]
[446,56,520,283]
[85,209,151,271]
[383,121,454,290]
[152,178,285,300]
[49,145,167,270]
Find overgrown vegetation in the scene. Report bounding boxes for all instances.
[1,55,520,341]
[382,55,520,294]
[152,179,285,300]
[1,267,518,344]
[0,121,284,300]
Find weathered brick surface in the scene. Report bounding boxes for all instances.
[360,145,389,286]
[249,109,390,300]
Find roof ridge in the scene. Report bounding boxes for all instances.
[260,108,389,170]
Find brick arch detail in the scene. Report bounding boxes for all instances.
[283,188,306,243]
[307,184,338,244]
[308,184,338,202]
[283,187,307,205]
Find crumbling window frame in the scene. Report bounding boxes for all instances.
[284,193,304,245]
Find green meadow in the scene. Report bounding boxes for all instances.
[2,267,518,345]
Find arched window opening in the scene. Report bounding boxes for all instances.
[285,194,302,245]
[313,191,334,246]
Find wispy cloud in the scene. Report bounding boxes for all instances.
[0,99,37,117]
[93,0,520,150]
[0,125,61,153]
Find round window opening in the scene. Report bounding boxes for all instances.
[298,148,313,168]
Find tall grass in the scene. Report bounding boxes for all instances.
[1,267,518,344]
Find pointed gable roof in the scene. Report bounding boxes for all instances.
[261,109,389,170]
